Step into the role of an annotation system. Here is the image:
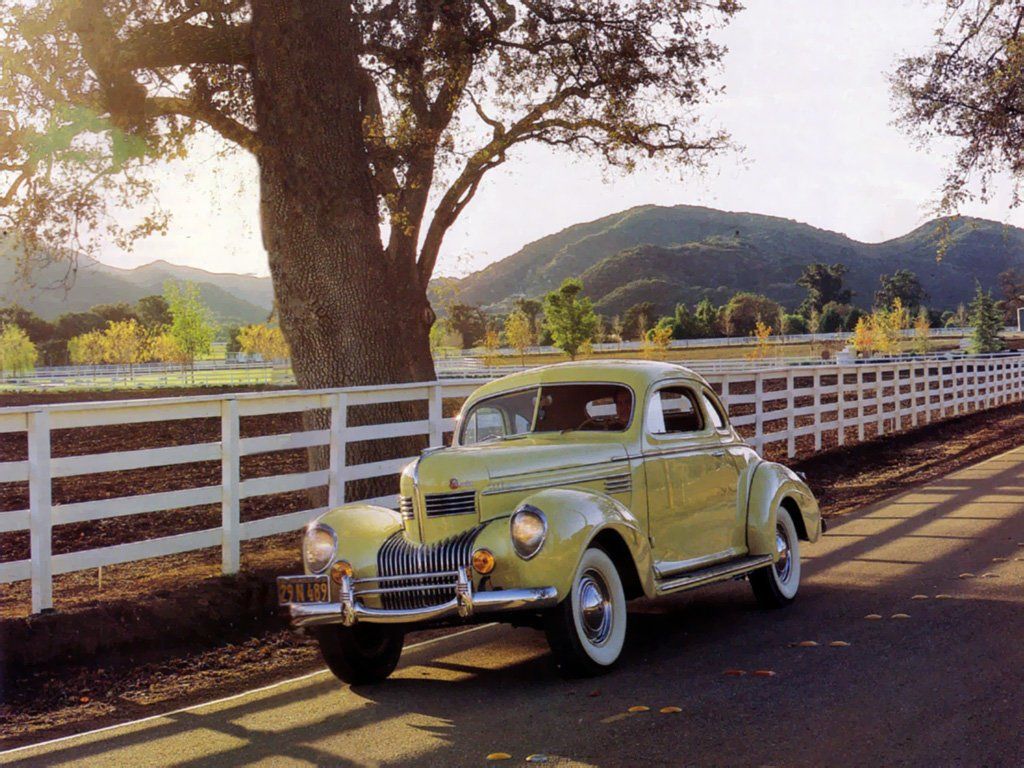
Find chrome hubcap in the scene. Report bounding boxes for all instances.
[577,569,613,645]
[775,522,792,582]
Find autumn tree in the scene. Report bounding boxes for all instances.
[238,323,290,361]
[998,268,1024,324]
[0,325,39,375]
[912,307,931,355]
[0,0,737,392]
[504,310,534,367]
[544,279,598,361]
[101,319,148,378]
[68,329,107,366]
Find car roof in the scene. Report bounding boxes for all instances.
[466,359,708,402]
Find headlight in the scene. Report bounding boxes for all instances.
[510,505,548,560]
[303,523,337,573]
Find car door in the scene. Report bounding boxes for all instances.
[642,382,744,576]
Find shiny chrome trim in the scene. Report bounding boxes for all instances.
[398,496,415,521]
[423,490,477,517]
[510,505,548,560]
[655,554,773,596]
[483,466,631,496]
[303,522,338,574]
[654,547,744,578]
[286,571,558,627]
[603,473,632,494]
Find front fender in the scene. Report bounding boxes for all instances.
[474,488,655,601]
[313,504,404,576]
[746,461,822,556]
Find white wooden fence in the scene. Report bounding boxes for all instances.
[2,355,1024,614]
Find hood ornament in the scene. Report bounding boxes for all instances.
[449,478,461,490]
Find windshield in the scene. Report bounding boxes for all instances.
[459,383,633,445]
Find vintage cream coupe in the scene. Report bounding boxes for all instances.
[278,360,822,682]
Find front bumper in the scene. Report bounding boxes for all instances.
[281,567,558,628]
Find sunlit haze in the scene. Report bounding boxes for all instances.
[98,0,1024,280]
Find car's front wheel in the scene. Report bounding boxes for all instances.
[313,624,405,685]
[750,505,801,608]
[545,547,627,677]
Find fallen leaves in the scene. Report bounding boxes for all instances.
[958,573,975,579]
[935,594,953,599]
[486,753,512,761]
[627,705,650,713]
[525,755,549,764]
[797,640,819,647]
[723,669,746,676]
[911,594,929,600]
[864,614,883,620]
[752,670,777,678]
[829,641,851,647]
[891,613,910,620]
[659,706,682,714]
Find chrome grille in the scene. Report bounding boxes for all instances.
[399,496,414,521]
[424,490,477,517]
[603,473,632,494]
[374,525,484,609]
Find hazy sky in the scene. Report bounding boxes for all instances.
[100,0,1024,279]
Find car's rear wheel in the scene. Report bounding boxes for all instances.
[313,624,404,685]
[545,547,627,677]
[750,505,801,608]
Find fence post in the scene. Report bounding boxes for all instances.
[329,392,349,508]
[753,372,764,454]
[221,397,240,575]
[429,383,444,447]
[28,409,53,613]
[786,369,796,459]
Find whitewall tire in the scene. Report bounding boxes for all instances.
[750,505,801,608]
[545,547,627,676]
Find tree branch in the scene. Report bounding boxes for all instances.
[121,21,252,69]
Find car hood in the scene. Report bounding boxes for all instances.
[398,436,629,543]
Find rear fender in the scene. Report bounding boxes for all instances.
[746,461,822,557]
[474,488,656,600]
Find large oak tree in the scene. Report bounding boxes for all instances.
[1,0,737,389]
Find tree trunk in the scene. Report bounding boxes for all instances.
[250,2,438,503]
[250,1,436,391]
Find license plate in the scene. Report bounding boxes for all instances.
[277,575,330,605]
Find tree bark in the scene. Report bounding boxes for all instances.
[250,1,436,392]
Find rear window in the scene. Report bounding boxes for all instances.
[534,383,633,433]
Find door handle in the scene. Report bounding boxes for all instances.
[711,450,726,458]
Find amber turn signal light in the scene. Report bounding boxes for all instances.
[472,549,495,574]
[330,560,353,584]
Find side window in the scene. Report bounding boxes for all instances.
[647,386,704,435]
[463,406,506,443]
[701,391,728,430]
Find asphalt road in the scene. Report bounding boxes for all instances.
[5,445,1024,768]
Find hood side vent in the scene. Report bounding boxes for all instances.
[603,473,632,495]
[399,496,415,521]
[424,490,477,517]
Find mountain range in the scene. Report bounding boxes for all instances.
[5,204,1023,324]
[0,240,273,324]
[446,205,1024,316]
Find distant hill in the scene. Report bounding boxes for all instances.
[0,242,273,325]
[447,205,1024,315]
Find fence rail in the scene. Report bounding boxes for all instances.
[2,354,1024,613]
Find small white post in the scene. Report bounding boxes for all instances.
[221,397,240,575]
[837,368,847,447]
[429,383,444,447]
[856,369,866,442]
[329,392,349,508]
[786,369,796,459]
[753,372,764,454]
[28,409,53,613]
[876,368,885,437]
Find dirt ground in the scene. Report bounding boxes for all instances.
[2,390,1024,748]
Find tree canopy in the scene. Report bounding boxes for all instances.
[892,1,1024,209]
[0,0,739,390]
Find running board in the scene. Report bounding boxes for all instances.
[654,554,773,596]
